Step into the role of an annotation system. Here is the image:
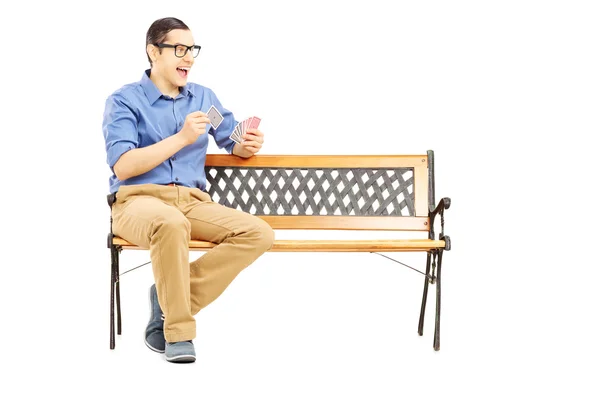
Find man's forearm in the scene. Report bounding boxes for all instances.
[113,134,188,181]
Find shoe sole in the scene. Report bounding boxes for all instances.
[166,354,196,363]
[144,337,165,354]
[145,285,165,354]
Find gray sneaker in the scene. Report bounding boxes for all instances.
[165,341,196,363]
[144,284,165,353]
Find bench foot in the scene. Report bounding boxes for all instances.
[418,251,432,336]
[110,246,116,349]
[116,249,122,336]
[418,249,443,351]
[109,245,122,349]
[434,250,443,351]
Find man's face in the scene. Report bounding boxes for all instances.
[149,29,197,88]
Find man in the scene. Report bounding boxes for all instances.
[102,17,274,363]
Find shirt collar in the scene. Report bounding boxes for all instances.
[141,69,195,105]
[180,83,193,98]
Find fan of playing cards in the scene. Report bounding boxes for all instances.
[207,105,261,145]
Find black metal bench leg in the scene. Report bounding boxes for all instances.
[116,247,122,335]
[434,250,443,351]
[418,251,432,336]
[110,246,118,349]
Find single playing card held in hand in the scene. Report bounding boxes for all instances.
[207,105,224,129]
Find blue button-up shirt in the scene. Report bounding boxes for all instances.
[102,69,237,193]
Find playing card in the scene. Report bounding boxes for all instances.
[248,116,261,130]
[229,122,243,144]
[243,117,252,139]
[229,131,241,144]
[243,117,261,141]
[229,126,241,143]
[206,105,223,129]
[235,122,243,139]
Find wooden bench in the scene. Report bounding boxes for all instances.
[107,150,451,351]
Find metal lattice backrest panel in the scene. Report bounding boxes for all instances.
[205,167,415,216]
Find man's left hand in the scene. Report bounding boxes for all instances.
[240,129,264,155]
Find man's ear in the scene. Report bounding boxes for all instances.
[147,44,157,63]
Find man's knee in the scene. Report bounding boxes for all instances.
[251,218,275,252]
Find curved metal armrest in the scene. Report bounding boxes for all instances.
[107,193,117,207]
[429,197,451,217]
[428,197,451,251]
[107,193,117,248]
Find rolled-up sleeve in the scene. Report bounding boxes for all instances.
[207,90,236,154]
[102,93,138,170]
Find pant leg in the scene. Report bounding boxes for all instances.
[180,188,275,315]
[111,184,196,342]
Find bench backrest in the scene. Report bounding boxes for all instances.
[204,151,436,231]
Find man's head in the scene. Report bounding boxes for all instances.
[146,17,201,88]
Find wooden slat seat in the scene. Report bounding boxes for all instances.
[112,237,447,252]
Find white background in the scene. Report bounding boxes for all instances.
[1,0,598,398]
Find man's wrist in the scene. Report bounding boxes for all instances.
[233,143,252,158]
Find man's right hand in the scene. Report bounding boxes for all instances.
[178,111,211,145]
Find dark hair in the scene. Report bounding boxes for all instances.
[146,17,190,66]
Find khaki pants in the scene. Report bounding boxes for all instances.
[111,183,274,342]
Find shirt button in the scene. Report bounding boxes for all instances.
[171,156,176,161]
[175,177,179,181]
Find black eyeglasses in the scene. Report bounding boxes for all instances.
[154,43,201,58]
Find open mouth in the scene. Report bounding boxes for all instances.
[177,67,189,78]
